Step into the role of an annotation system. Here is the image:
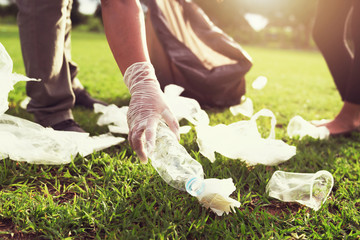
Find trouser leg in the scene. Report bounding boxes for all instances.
[312,0,352,98]
[63,0,84,91]
[344,0,360,104]
[17,0,75,127]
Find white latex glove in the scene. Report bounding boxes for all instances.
[124,62,180,163]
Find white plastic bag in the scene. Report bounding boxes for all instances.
[287,115,330,140]
[163,84,209,126]
[266,170,334,211]
[193,178,241,216]
[252,76,268,90]
[0,114,125,164]
[0,43,39,114]
[229,96,254,118]
[94,103,129,134]
[196,109,296,165]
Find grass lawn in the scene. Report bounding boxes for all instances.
[1,24,360,239]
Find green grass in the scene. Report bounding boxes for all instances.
[1,24,360,239]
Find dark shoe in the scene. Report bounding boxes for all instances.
[51,119,86,133]
[74,89,108,110]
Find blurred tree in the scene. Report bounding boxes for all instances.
[71,0,87,26]
[0,0,18,18]
[194,0,318,48]
[94,3,102,22]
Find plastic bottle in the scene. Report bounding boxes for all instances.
[148,121,241,216]
[148,121,205,192]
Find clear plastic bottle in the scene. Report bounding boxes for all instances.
[148,121,204,193]
[148,121,241,216]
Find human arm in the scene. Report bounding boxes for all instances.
[100,0,180,163]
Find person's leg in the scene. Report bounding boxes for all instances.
[312,0,352,98]
[323,0,360,135]
[312,0,360,135]
[63,0,82,90]
[344,0,360,104]
[17,0,75,127]
[63,0,108,109]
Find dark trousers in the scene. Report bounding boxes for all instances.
[16,0,83,126]
[313,0,360,104]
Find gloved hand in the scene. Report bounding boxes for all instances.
[124,62,180,163]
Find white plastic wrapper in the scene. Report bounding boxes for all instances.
[252,76,268,90]
[266,170,334,211]
[94,103,129,134]
[196,178,240,216]
[0,43,38,114]
[163,84,209,126]
[287,115,330,140]
[196,109,296,165]
[0,114,125,164]
[0,43,125,164]
[20,96,31,109]
[229,96,254,117]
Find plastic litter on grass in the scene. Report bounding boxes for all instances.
[266,170,334,211]
[196,109,296,165]
[229,96,254,118]
[149,121,240,216]
[287,115,330,140]
[0,42,125,164]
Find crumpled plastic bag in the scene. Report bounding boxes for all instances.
[196,109,296,165]
[0,43,126,165]
[94,103,129,134]
[252,76,268,90]
[195,178,240,216]
[163,84,209,126]
[20,96,31,110]
[229,96,254,118]
[287,115,330,140]
[0,114,125,164]
[0,43,38,114]
[266,170,334,211]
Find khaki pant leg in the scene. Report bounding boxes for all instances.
[17,0,75,127]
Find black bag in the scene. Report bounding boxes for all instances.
[145,0,252,108]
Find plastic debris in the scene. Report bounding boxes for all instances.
[266,170,334,211]
[94,103,129,134]
[149,121,240,216]
[229,96,254,117]
[20,96,31,109]
[287,115,330,140]
[0,43,38,114]
[196,109,296,165]
[252,76,268,90]
[0,114,125,164]
[0,43,125,164]
[186,177,241,216]
[163,84,209,126]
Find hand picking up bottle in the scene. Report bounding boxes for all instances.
[124,62,180,163]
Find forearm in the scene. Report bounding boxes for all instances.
[101,0,150,73]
